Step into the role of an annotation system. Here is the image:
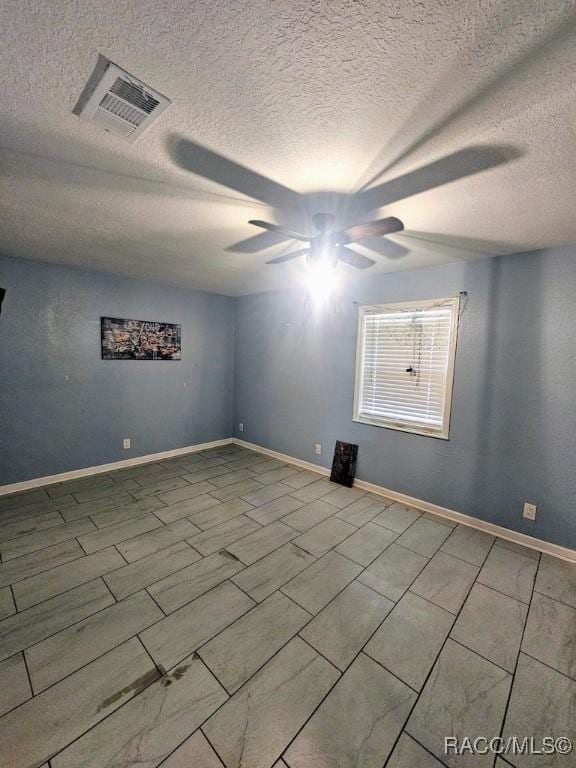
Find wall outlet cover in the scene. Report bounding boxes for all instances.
[314,443,322,456]
[123,438,131,450]
[239,423,244,433]
[523,502,537,520]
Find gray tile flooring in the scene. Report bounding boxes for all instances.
[0,444,575,767]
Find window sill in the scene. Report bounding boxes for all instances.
[352,416,450,440]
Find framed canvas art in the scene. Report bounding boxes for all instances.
[101,317,181,360]
[330,440,358,487]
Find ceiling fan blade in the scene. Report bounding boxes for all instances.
[339,217,404,244]
[169,137,301,210]
[249,220,309,242]
[266,248,309,265]
[337,246,376,270]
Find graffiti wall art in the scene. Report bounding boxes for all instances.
[101,317,181,360]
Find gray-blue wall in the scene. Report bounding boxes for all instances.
[0,255,235,484]
[234,247,576,549]
[3,247,576,549]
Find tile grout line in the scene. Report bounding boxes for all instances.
[0,456,246,518]
[532,585,576,613]
[23,591,165,698]
[0,448,570,768]
[200,726,228,767]
[101,575,119,604]
[401,731,453,768]
[496,549,541,749]
[12,546,143,611]
[1,577,121,666]
[197,573,347,696]
[5,516,257,619]
[8,581,17,616]
[43,636,164,766]
[225,576,259,604]
[379,536,500,767]
[219,527,303,568]
[514,648,576,685]
[186,516,266,556]
[174,566,374,738]
[112,544,130,566]
[5,586,168,702]
[303,631,421,692]
[0,474,523,620]
[457,577,531,608]
[135,633,166,678]
[0,659,35,721]
[444,636,514,678]
[278,544,458,764]
[8,545,132,613]
[144,586,168,617]
[272,556,429,760]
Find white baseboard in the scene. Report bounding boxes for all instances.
[233,438,576,563]
[0,438,234,497]
[234,439,332,477]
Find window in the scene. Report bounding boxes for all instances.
[353,298,460,439]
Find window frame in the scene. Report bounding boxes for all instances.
[352,297,460,439]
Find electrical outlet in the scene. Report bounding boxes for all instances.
[523,502,537,520]
[314,443,322,456]
[239,423,244,433]
[123,438,131,450]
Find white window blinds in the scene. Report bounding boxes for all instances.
[353,298,460,438]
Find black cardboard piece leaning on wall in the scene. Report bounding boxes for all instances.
[0,288,5,314]
[330,440,358,488]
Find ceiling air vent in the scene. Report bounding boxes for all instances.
[76,59,171,142]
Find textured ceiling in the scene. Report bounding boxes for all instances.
[1,0,576,295]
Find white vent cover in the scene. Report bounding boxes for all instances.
[77,61,171,142]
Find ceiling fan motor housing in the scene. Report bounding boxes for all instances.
[312,212,336,233]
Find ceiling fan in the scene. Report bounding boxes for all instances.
[248,213,404,269]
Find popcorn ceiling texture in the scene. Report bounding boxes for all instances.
[0,0,575,295]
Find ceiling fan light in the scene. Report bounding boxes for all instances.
[304,260,339,305]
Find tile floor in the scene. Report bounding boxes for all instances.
[0,444,574,767]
